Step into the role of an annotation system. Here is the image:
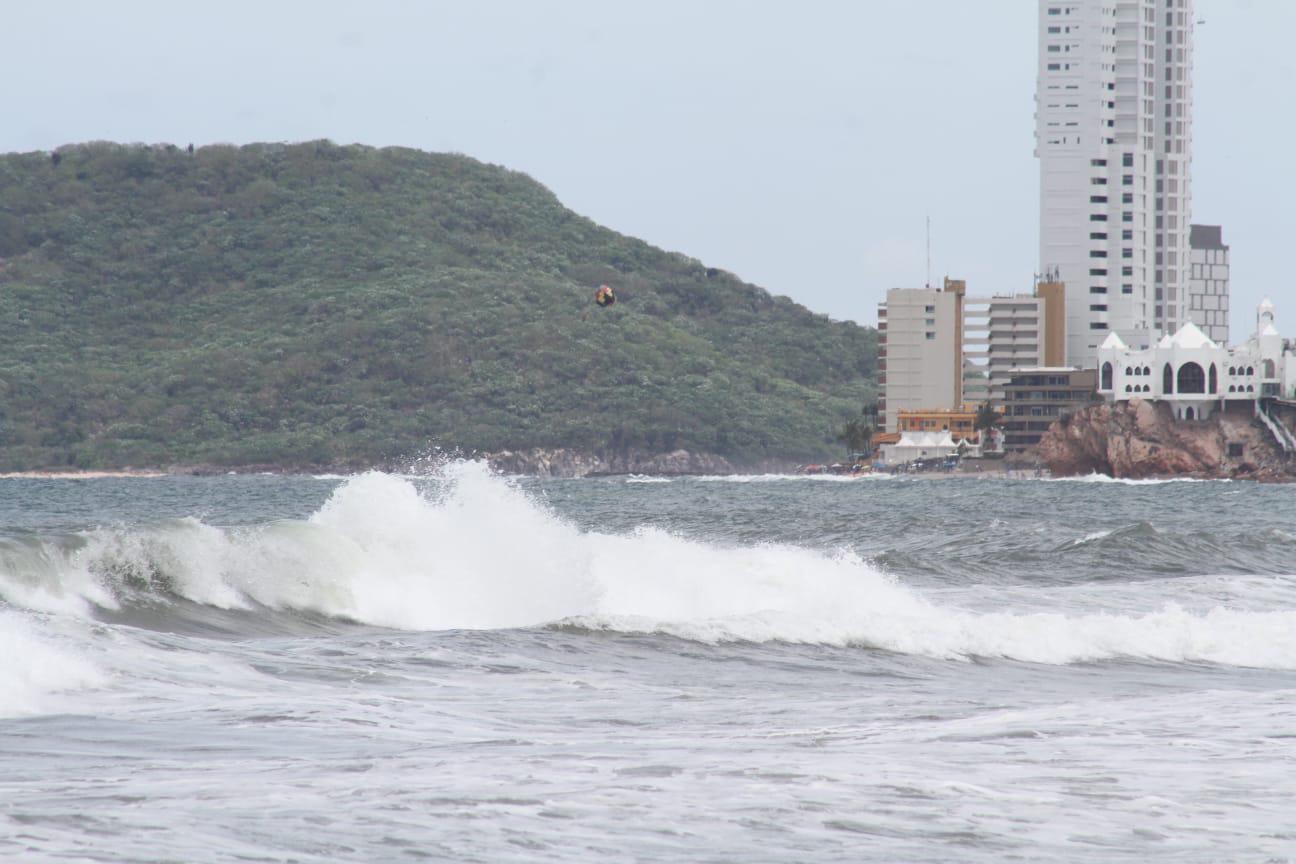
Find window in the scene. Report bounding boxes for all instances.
[924,305,935,313]
[1090,322,1108,330]
[1090,250,1108,258]
[1089,286,1108,294]
[1089,268,1107,276]
[925,332,935,340]
[1090,304,1108,312]
[1177,362,1205,394]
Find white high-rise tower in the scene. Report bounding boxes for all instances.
[1035,0,1193,368]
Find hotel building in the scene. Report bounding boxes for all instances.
[1035,0,1194,367]
[876,279,965,433]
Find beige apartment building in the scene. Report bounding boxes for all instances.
[880,278,1066,434]
[964,280,1067,404]
[877,278,965,433]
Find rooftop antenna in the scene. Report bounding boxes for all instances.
[925,215,931,289]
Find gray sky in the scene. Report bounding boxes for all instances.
[2,0,1288,343]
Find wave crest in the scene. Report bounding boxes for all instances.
[3,462,1295,669]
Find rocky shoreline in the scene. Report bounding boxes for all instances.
[1037,400,1296,481]
[480,447,804,478]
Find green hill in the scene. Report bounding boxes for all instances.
[0,141,876,470]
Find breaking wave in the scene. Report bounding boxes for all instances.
[2,463,1295,669]
[0,610,105,717]
[1047,472,1226,485]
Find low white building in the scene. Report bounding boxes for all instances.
[879,431,958,466]
[1096,298,1296,421]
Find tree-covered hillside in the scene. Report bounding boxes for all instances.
[0,141,876,470]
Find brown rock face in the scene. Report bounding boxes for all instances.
[1037,400,1294,480]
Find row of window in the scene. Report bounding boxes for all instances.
[1102,361,1262,396]
[1119,381,1254,396]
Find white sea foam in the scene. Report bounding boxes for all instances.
[4,463,1296,668]
[693,473,887,483]
[1047,472,1225,485]
[1068,528,1114,546]
[625,475,672,484]
[0,611,105,717]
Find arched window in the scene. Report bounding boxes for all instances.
[1125,366,1132,376]
[1143,366,1150,376]
[1229,366,1236,376]
[1247,366,1255,376]
[1125,384,1132,393]
[1265,359,1276,378]
[1102,362,1114,390]
[1209,363,1218,394]
[1163,363,1174,394]
[1248,385,1254,392]
[1229,385,1236,393]
[1177,362,1206,394]
[1144,384,1151,393]
[1185,407,1195,420]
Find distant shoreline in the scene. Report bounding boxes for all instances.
[0,470,169,479]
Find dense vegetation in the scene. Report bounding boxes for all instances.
[0,141,876,470]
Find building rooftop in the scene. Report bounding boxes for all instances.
[895,431,956,448]
[1007,366,1086,374]
[1099,331,1128,351]
[1167,320,1218,350]
[1189,224,1227,250]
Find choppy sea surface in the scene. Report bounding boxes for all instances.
[3,464,1296,862]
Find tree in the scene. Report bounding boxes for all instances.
[974,400,1002,431]
[837,407,876,458]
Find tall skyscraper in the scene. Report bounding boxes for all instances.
[1035,0,1193,368]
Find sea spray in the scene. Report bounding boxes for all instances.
[0,610,105,717]
[1,462,1295,668]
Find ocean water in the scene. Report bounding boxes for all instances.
[3,463,1296,862]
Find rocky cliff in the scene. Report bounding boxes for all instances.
[1037,400,1295,481]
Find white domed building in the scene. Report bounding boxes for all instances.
[1096,299,1296,422]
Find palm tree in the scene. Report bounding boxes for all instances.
[837,405,877,459]
[974,400,1002,431]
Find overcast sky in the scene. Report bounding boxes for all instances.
[2,0,1288,343]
